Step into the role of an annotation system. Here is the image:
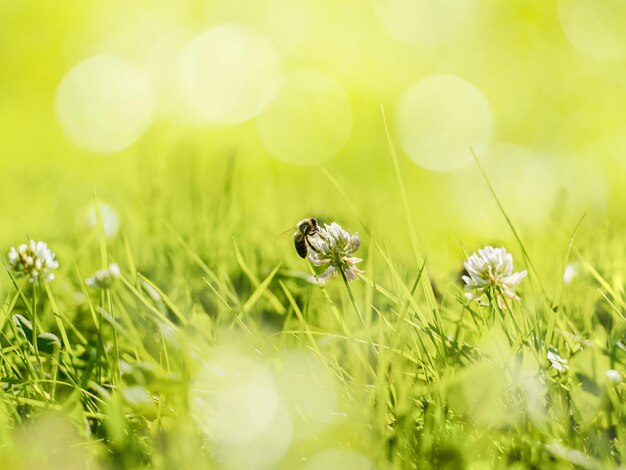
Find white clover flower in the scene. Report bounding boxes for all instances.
[547,348,569,373]
[85,263,121,289]
[307,222,363,285]
[462,246,527,307]
[7,240,59,285]
[606,369,622,383]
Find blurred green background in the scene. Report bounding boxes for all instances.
[1,0,625,266]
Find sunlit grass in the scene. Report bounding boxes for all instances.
[0,132,623,469]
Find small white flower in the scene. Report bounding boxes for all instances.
[7,240,59,285]
[606,369,622,383]
[462,246,527,307]
[547,348,569,373]
[307,222,363,285]
[85,263,121,289]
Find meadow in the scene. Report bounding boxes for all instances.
[2,0,626,469]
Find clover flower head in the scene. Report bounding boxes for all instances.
[547,347,569,373]
[462,246,527,307]
[307,222,363,285]
[86,263,121,289]
[7,240,59,285]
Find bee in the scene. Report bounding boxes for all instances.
[291,217,320,258]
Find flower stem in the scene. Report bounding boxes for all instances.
[312,265,376,378]
[32,286,39,357]
[486,289,514,346]
[339,268,378,357]
[339,267,365,326]
[500,293,525,339]
[32,286,44,379]
[107,288,121,383]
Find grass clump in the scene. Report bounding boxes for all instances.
[0,149,622,470]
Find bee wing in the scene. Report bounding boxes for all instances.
[276,227,298,240]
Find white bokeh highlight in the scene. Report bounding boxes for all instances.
[216,403,293,470]
[396,74,493,172]
[81,201,121,239]
[558,0,626,61]
[266,0,314,52]
[448,145,607,235]
[146,28,192,118]
[376,0,478,44]
[190,351,292,469]
[514,155,606,230]
[563,263,578,284]
[180,24,281,125]
[55,55,155,153]
[257,70,352,165]
[273,349,340,439]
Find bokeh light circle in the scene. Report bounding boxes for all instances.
[55,54,155,153]
[256,70,352,166]
[396,74,493,172]
[14,413,98,468]
[216,403,293,470]
[376,0,478,44]
[190,352,279,445]
[448,145,607,235]
[273,349,339,439]
[558,0,626,61]
[514,154,606,230]
[146,28,192,118]
[266,0,314,52]
[80,201,121,239]
[180,23,281,125]
[448,145,539,236]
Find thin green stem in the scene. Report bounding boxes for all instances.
[31,286,38,356]
[31,286,44,379]
[309,263,376,379]
[340,267,377,360]
[486,289,514,346]
[339,267,364,326]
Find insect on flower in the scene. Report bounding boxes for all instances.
[292,217,320,259]
[462,245,527,308]
[278,217,322,258]
[307,221,363,285]
[7,240,59,285]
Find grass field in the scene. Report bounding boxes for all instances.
[2,1,626,469]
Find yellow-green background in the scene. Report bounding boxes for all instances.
[2,1,625,239]
[2,2,626,468]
